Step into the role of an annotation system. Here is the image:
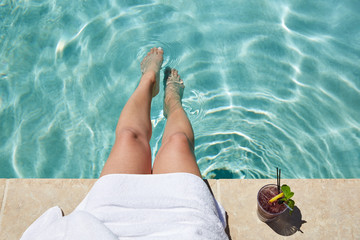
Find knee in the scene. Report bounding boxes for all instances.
[116,128,147,144]
[164,132,194,150]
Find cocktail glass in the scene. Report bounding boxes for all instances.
[257,184,287,222]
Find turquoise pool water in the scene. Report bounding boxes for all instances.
[1,0,359,178]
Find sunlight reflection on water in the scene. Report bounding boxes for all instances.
[1,0,359,178]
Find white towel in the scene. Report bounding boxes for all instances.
[21,173,228,240]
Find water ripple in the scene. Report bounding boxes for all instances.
[1,0,359,178]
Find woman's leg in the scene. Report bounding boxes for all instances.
[100,47,163,177]
[152,68,201,177]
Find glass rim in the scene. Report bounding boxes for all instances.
[257,184,287,216]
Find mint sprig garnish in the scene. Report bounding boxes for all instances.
[280,184,295,214]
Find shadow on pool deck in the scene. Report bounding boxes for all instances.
[267,206,307,236]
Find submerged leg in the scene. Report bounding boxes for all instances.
[100,47,163,177]
[152,68,201,177]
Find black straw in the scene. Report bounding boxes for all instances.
[279,169,281,193]
[276,167,280,193]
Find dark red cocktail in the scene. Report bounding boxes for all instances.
[257,184,287,222]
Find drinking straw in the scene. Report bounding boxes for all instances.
[276,168,280,193]
[279,169,281,193]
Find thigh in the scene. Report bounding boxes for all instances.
[100,129,152,177]
[152,133,201,177]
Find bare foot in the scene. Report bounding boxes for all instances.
[164,68,185,118]
[141,47,164,97]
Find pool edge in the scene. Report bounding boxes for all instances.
[0,178,359,239]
